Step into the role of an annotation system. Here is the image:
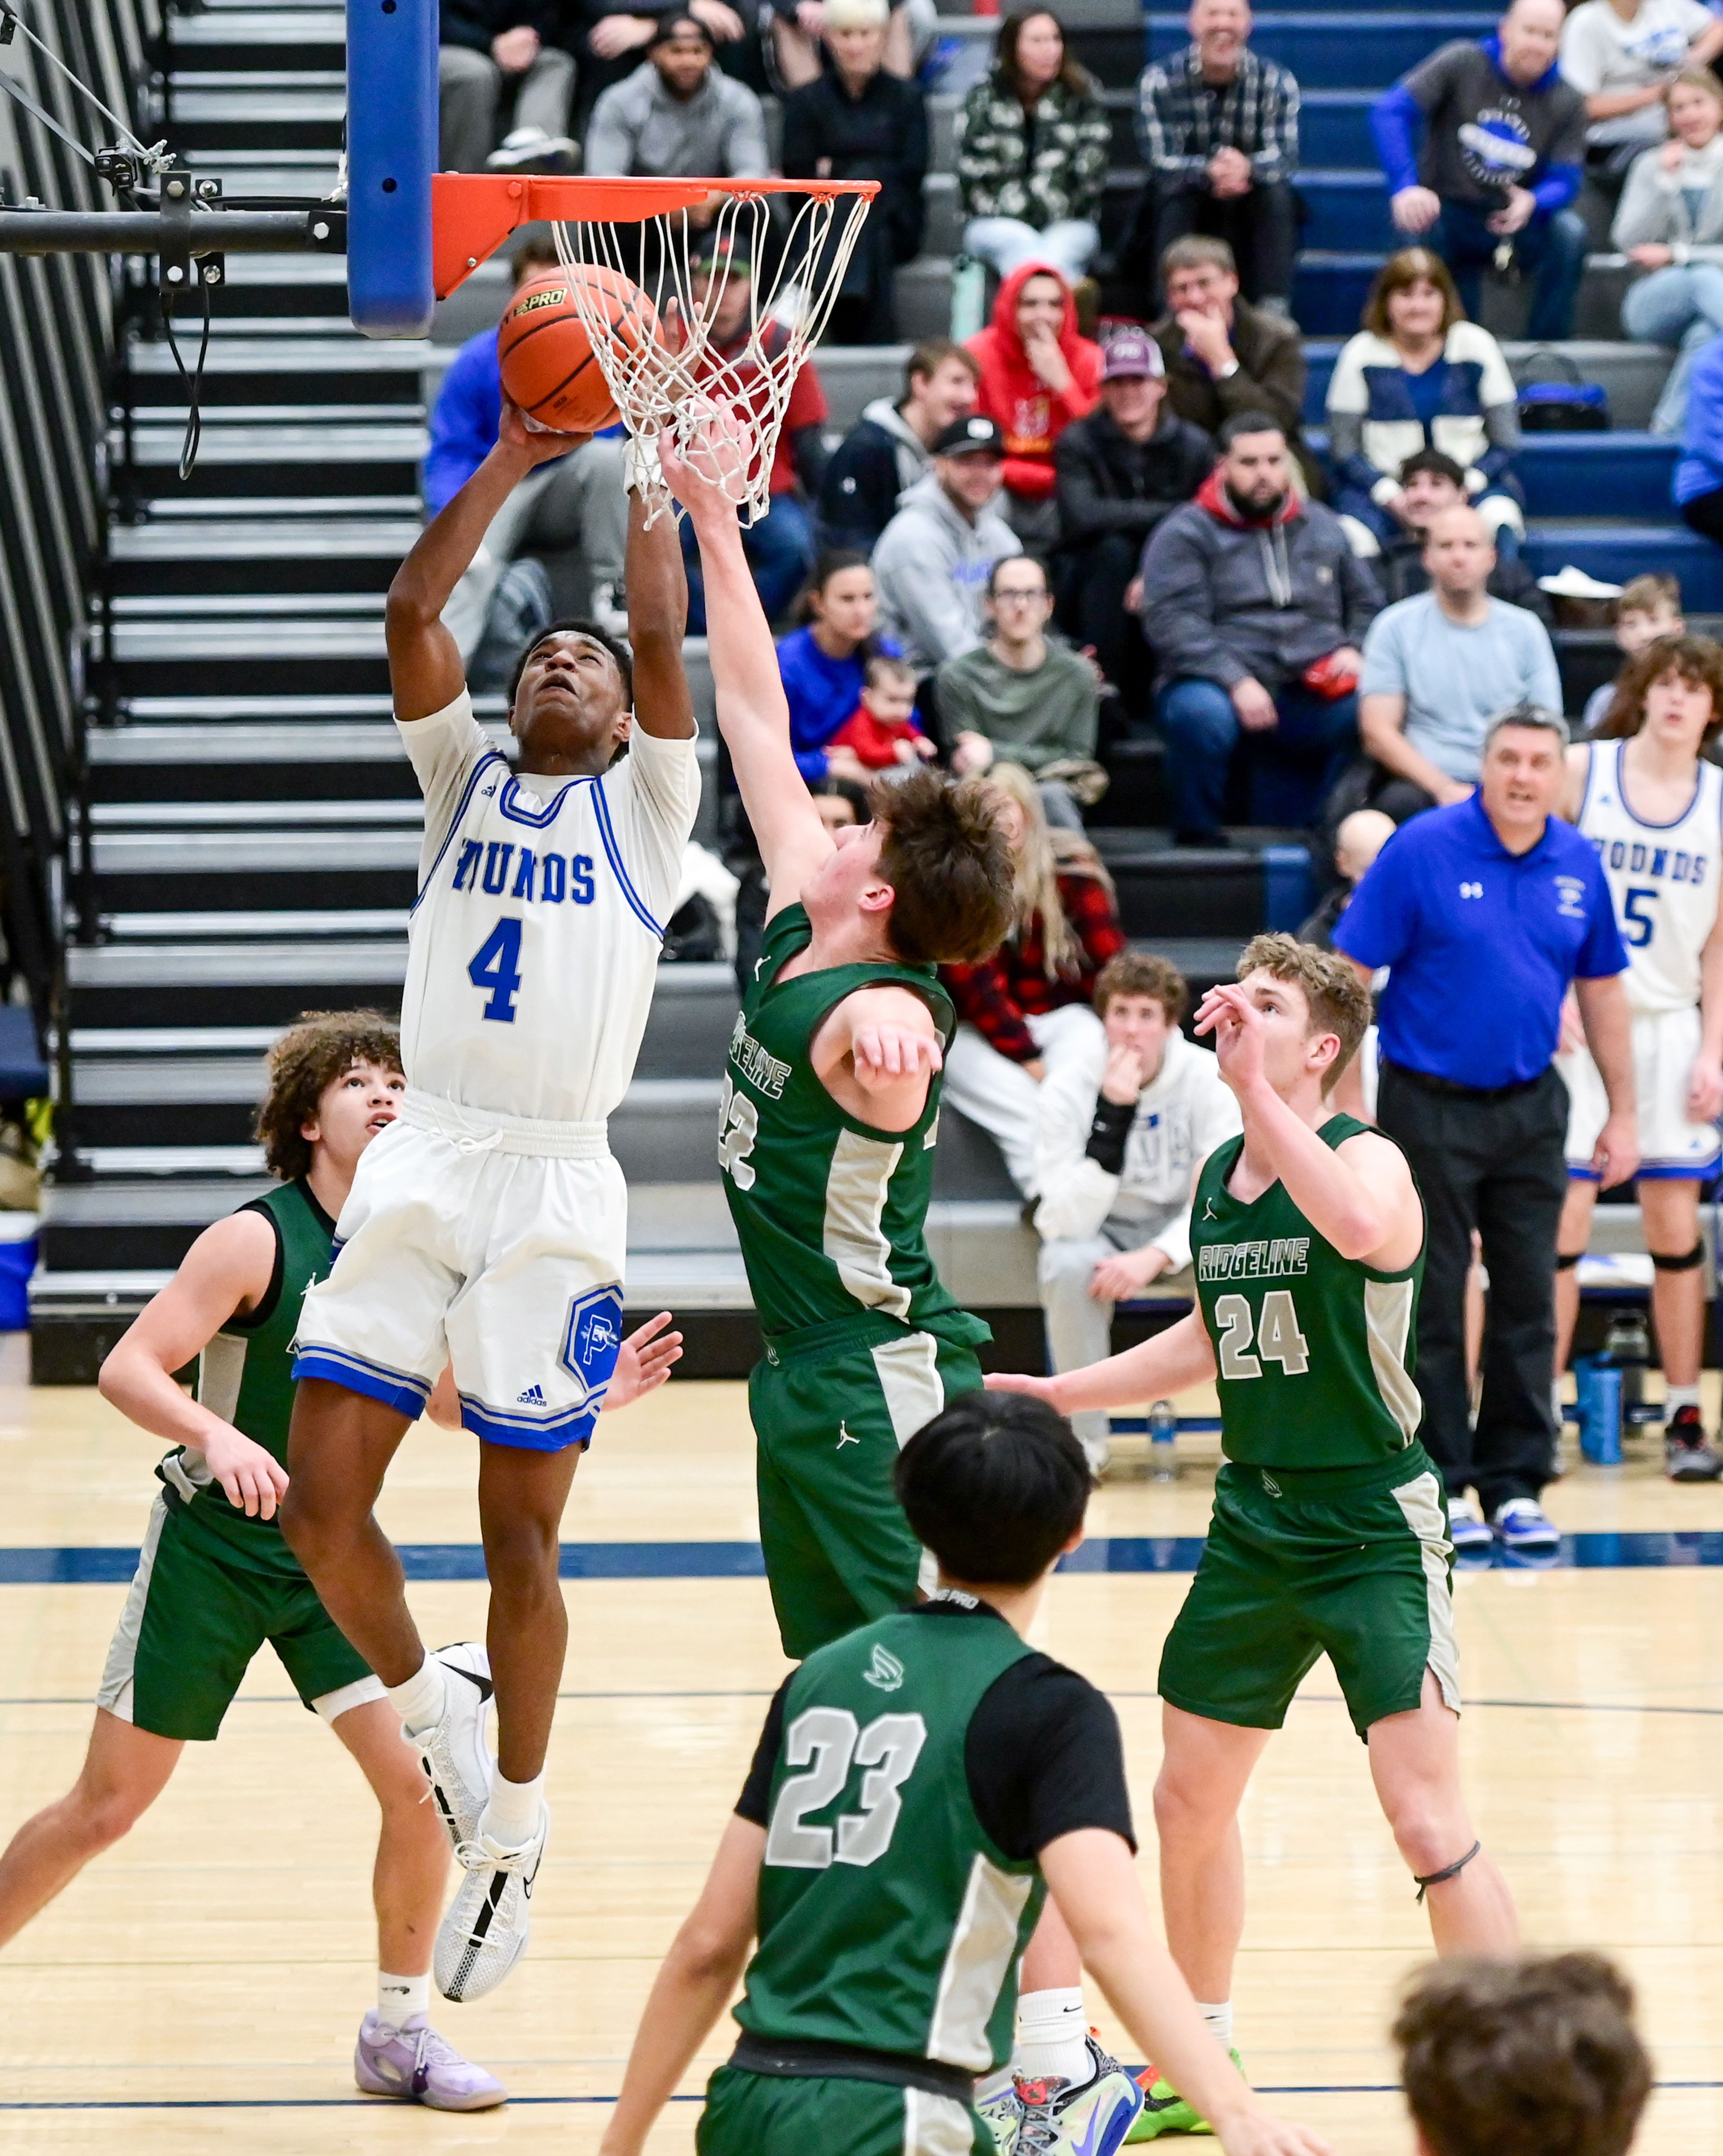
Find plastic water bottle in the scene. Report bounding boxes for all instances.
[1603,1309,1654,1427]
[1148,1401,1179,1483]
[1580,1363,1623,1466]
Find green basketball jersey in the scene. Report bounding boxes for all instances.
[1190,1113,1424,1473]
[738,1603,1047,2072]
[158,1179,337,1578]
[720,903,982,1345]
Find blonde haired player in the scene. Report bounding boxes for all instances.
[1556,633,1723,1479]
[279,402,700,2003]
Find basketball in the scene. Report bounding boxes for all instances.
[496,265,658,434]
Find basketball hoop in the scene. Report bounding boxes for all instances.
[432,175,878,526]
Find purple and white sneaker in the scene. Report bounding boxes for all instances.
[354,2012,507,2111]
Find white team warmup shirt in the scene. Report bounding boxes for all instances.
[1560,738,1723,1176]
[295,689,702,1446]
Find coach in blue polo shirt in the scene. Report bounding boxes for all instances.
[1336,703,1637,1556]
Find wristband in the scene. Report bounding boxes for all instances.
[1085,1096,1135,1175]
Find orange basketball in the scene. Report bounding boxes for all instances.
[496,265,659,434]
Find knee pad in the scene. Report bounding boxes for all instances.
[1653,1243,1706,1272]
[1555,1251,1582,1271]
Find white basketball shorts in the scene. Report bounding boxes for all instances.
[1560,1004,1723,1182]
[292,1090,628,1451]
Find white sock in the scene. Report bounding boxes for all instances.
[1015,1987,1090,2086]
[481,1768,545,1850]
[1196,1999,1233,2048]
[1667,1383,1701,1414]
[376,1970,430,2030]
[387,1654,447,1737]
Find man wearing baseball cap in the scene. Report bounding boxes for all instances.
[873,415,1021,672]
[1053,328,1217,713]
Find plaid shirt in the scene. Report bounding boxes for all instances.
[941,872,1127,1064]
[1137,45,1300,188]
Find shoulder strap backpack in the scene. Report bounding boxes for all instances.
[1514,345,1610,432]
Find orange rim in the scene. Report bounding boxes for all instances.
[432,173,879,299]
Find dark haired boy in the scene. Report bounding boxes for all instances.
[282,398,699,2004]
[1394,1953,1651,2156]
[1033,950,1242,1473]
[598,1391,1331,2156]
[995,933,1518,2141]
[1369,450,1554,624]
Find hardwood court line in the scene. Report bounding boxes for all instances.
[9,1528,1723,1581]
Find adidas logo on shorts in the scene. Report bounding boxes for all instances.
[516,1384,547,1407]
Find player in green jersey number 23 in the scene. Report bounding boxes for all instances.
[598,1391,1332,2156]
[993,937,1518,2140]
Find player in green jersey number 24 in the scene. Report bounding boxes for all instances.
[993,936,1519,2143]
[598,1391,1332,2156]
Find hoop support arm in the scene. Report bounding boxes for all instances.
[431,172,879,299]
[0,206,346,256]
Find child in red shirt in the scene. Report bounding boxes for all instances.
[827,654,938,770]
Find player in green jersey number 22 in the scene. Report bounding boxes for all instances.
[993,937,1519,2142]
[599,1391,1332,2156]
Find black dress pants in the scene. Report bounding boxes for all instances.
[1375,1061,1569,1516]
[1136,179,1298,308]
[1055,530,1154,716]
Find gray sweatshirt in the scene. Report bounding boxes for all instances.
[583,61,770,181]
[871,471,1019,671]
[1612,134,1723,266]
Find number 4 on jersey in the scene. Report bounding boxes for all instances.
[1214,1289,1311,1379]
[468,919,523,1022]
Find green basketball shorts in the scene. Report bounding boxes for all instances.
[750,1318,984,1661]
[97,1493,377,1741]
[1157,1445,1460,1742]
[698,2063,991,2156]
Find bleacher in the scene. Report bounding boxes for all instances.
[27,0,1704,1377]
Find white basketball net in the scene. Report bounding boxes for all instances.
[551,187,873,526]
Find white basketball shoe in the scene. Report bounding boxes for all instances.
[407,1641,495,1851]
[435,1804,550,2003]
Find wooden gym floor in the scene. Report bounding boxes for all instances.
[2,1340,1721,2154]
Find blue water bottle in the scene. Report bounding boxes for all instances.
[1148,1400,1179,1483]
[1580,1363,1623,1465]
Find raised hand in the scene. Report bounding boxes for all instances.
[852,1023,944,1086]
[499,395,591,459]
[1193,981,1268,1095]
[602,1312,686,1411]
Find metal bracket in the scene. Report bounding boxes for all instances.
[157,166,223,293]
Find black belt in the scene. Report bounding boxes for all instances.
[729,2032,975,2107]
[1383,1060,1544,1104]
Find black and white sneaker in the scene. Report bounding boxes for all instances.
[435,1804,549,2003]
[485,124,578,173]
[1666,1404,1723,1482]
[407,1642,495,1851]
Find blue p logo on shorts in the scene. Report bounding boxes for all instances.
[560,1283,625,1408]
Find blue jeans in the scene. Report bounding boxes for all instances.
[1434,199,1588,342]
[1157,676,1360,838]
[682,492,815,633]
[1622,264,1723,434]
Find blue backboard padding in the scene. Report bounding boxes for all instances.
[347,0,438,337]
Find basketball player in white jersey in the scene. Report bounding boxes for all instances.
[1556,635,1723,1480]
[280,400,700,1999]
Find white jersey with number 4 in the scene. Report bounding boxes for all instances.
[1576,738,1723,1015]
[401,690,701,1124]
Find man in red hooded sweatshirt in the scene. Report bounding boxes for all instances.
[965,262,1103,546]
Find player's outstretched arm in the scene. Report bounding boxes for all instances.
[97,1213,289,1519]
[988,1306,1219,1416]
[1042,1832,1334,2156]
[624,489,696,741]
[660,425,833,914]
[385,400,582,722]
[598,1816,764,2156]
[811,982,945,1134]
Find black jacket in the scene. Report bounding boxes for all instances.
[818,398,928,550]
[1374,533,1555,628]
[1054,404,1216,550]
[780,69,929,261]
